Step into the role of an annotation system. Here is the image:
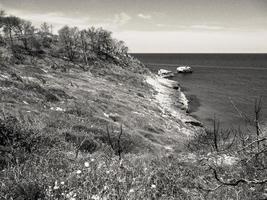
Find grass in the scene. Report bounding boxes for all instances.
[1,109,265,199]
[0,45,266,199]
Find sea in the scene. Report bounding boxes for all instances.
[132,53,267,131]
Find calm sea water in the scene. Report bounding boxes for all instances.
[132,54,267,130]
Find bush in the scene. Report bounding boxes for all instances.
[0,116,32,169]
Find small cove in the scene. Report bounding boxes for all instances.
[133,53,267,130]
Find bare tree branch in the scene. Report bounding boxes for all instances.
[75,136,87,158]
[211,167,267,186]
[106,124,115,151]
[237,137,266,153]
[117,124,123,160]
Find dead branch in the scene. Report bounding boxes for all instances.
[106,124,115,151]
[75,136,87,158]
[117,124,123,160]
[106,124,123,160]
[198,183,223,192]
[237,137,266,153]
[211,167,267,186]
[254,97,262,151]
[229,98,251,124]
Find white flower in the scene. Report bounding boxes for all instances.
[76,170,82,174]
[53,185,59,190]
[66,192,73,198]
[91,158,95,162]
[151,184,156,189]
[53,181,59,190]
[84,162,89,167]
[92,194,100,200]
[60,181,65,185]
[119,159,123,166]
[129,189,134,193]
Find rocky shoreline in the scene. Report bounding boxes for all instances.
[146,75,204,134]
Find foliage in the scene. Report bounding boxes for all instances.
[187,98,267,199]
[2,9,266,200]
[0,10,135,73]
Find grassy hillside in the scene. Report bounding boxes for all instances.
[0,11,266,200]
[0,46,196,154]
[0,43,203,199]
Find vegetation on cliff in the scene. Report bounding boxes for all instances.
[0,10,266,199]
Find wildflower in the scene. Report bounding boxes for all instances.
[76,170,82,174]
[92,194,100,200]
[91,158,95,162]
[84,162,90,167]
[129,189,134,193]
[66,191,73,198]
[60,181,65,185]
[53,181,59,190]
[151,184,156,189]
[106,170,110,174]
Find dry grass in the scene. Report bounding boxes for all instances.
[1,46,265,199]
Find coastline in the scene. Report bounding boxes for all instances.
[146,75,204,134]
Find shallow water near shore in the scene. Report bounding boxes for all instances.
[133,53,267,130]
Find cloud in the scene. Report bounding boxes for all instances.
[137,13,152,20]
[113,12,131,26]
[0,4,91,32]
[156,23,224,31]
[190,24,223,30]
[1,5,131,32]
[22,12,89,26]
[115,30,267,53]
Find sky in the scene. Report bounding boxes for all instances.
[1,0,267,53]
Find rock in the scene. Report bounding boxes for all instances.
[185,120,203,127]
[137,92,145,98]
[177,66,193,73]
[108,113,121,122]
[50,107,65,112]
[158,69,174,78]
[22,101,29,105]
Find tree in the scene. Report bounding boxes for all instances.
[79,29,90,66]
[0,10,5,17]
[39,22,53,48]
[40,22,50,34]
[0,10,6,43]
[116,40,128,55]
[58,26,79,61]
[16,20,36,50]
[1,15,21,47]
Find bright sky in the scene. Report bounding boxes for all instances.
[1,0,267,53]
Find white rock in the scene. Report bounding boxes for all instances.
[23,101,29,105]
[50,107,65,112]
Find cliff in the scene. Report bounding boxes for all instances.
[1,47,264,200]
[0,46,203,156]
